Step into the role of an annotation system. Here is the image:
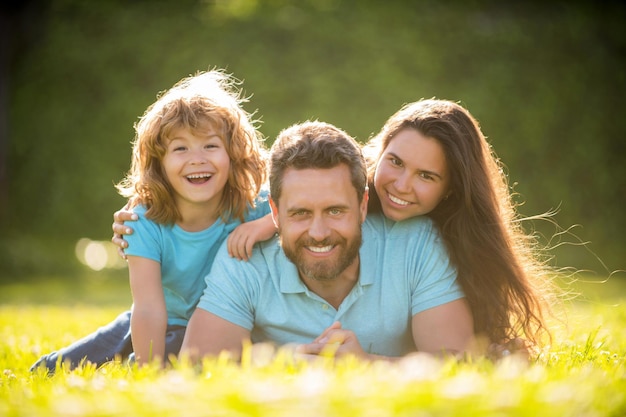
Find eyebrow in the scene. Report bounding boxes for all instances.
[387,151,444,180]
[168,134,222,142]
[286,204,350,215]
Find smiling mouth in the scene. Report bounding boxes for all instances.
[186,173,213,184]
[387,192,412,206]
[306,245,334,253]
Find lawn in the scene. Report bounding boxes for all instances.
[1,274,625,416]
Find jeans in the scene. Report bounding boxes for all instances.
[30,310,186,374]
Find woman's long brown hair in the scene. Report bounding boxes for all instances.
[365,99,556,348]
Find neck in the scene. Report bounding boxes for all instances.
[176,201,220,232]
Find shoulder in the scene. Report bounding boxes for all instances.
[125,204,159,231]
[129,204,148,217]
[364,213,436,238]
[243,188,272,221]
[214,233,281,272]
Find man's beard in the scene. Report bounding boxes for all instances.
[281,231,362,282]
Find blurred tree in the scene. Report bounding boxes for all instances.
[0,0,50,221]
[1,0,624,280]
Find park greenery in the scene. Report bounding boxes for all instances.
[1,4,625,414]
[1,0,625,281]
[1,276,625,416]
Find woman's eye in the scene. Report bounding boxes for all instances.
[390,157,402,167]
[419,172,433,181]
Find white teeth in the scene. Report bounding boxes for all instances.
[186,173,212,179]
[308,245,333,253]
[388,193,411,206]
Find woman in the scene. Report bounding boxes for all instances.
[364,98,556,354]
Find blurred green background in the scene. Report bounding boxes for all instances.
[1,0,624,284]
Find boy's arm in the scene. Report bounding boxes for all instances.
[227,214,277,261]
[127,256,167,366]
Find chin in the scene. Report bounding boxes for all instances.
[382,207,405,222]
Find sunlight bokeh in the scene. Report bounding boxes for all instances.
[75,238,127,271]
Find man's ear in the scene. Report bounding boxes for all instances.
[360,188,369,223]
[269,196,280,229]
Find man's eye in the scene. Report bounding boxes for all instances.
[328,208,342,215]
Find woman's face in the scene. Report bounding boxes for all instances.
[374,128,450,221]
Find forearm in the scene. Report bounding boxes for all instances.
[130,309,167,365]
[412,299,474,357]
[180,308,250,363]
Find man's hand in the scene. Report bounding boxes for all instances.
[296,322,369,360]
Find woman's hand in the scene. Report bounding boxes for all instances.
[111,206,138,259]
[487,337,531,361]
[227,214,277,261]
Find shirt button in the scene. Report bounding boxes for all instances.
[322,304,329,310]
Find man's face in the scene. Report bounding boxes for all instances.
[270,164,368,282]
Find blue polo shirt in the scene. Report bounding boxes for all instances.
[197,213,463,357]
[123,191,271,327]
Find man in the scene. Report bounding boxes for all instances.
[180,121,473,361]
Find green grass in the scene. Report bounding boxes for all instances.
[1,275,625,416]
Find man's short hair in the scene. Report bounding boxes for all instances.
[269,121,367,203]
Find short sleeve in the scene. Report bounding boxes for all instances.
[123,206,162,263]
[196,242,259,330]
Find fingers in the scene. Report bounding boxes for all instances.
[111,234,128,248]
[313,321,342,343]
[244,239,255,261]
[111,222,133,236]
[297,325,362,358]
[487,338,531,361]
[114,210,138,223]
[227,232,251,261]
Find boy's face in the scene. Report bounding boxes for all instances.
[270,164,368,283]
[162,127,230,219]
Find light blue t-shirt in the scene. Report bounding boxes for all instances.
[124,191,271,326]
[197,213,463,357]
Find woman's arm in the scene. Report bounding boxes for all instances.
[412,298,474,357]
[127,256,167,366]
[111,206,138,259]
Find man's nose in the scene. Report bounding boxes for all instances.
[307,215,331,242]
